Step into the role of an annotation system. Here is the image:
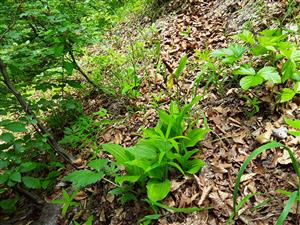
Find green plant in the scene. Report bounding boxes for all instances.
[139,214,161,225]
[74,215,93,225]
[211,28,300,103]
[102,99,210,203]
[285,118,300,136]
[0,119,62,190]
[229,141,300,224]
[63,158,117,189]
[241,95,261,117]
[51,189,80,217]
[59,108,110,149]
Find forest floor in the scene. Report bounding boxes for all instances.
[64,1,300,224]
[3,0,300,225]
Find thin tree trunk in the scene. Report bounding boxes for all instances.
[0,58,76,165]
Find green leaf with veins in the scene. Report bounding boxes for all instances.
[257,66,281,84]
[280,88,296,103]
[0,133,14,143]
[87,159,108,171]
[240,75,264,90]
[3,122,27,132]
[233,65,256,76]
[234,30,255,45]
[282,60,296,83]
[63,170,104,188]
[147,179,171,202]
[22,176,41,189]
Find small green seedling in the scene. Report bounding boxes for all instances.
[51,189,80,217]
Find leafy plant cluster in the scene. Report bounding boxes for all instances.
[211,28,300,103]
[102,100,210,202]
[59,100,210,218]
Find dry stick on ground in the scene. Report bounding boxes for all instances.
[0,59,76,165]
[68,48,99,90]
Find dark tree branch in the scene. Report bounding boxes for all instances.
[68,48,99,89]
[0,58,76,165]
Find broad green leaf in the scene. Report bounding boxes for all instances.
[239,75,264,90]
[294,82,300,92]
[229,44,247,59]
[3,122,27,132]
[285,118,300,130]
[147,179,171,202]
[288,131,300,137]
[276,191,298,225]
[22,176,41,189]
[0,133,14,143]
[282,60,296,83]
[102,144,130,164]
[66,80,83,89]
[280,88,295,103]
[115,175,140,184]
[234,30,255,45]
[19,162,38,173]
[53,45,64,57]
[63,170,104,188]
[10,172,21,182]
[0,173,9,184]
[174,54,188,78]
[125,159,152,171]
[291,50,300,61]
[185,128,210,147]
[251,45,268,56]
[0,161,9,169]
[233,65,256,76]
[127,143,158,160]
[0,198,18,211]
[63,61,74,75]
[257,66,281,83]
[120,193,136,203]
[211,44,246,64]
[87,159,108,171]
[186,159,206,174]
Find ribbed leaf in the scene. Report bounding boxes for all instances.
[147,179,170,202]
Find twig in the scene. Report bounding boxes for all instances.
[68,48,99,90]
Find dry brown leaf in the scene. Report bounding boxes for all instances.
[240,173,256,182]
